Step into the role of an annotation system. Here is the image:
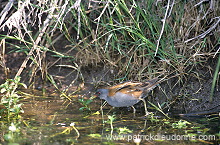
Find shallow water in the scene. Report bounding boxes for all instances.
[1,90,219,145]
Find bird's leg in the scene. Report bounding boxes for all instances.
[140,98,149,116]
[100,101,114,117]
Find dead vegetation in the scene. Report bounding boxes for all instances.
[0,0,219,103]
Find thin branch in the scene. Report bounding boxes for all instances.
[184,17,220,43]
[94,0,109,35]
[155,0,171,56]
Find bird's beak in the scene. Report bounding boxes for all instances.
[91,93,98,99]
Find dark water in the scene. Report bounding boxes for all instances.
[1,92,219,145]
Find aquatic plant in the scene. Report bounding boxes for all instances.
[0,76,27,121]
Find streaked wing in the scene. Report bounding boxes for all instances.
[107,78,159,97]
[107,82,141,97]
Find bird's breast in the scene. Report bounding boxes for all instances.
[105,92,140,107]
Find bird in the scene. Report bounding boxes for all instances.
[95,78,160,116]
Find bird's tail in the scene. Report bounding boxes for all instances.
[138,78,159,92]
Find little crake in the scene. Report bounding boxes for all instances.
[96,78,160,115]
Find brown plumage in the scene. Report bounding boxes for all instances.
[96,78,160,115]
